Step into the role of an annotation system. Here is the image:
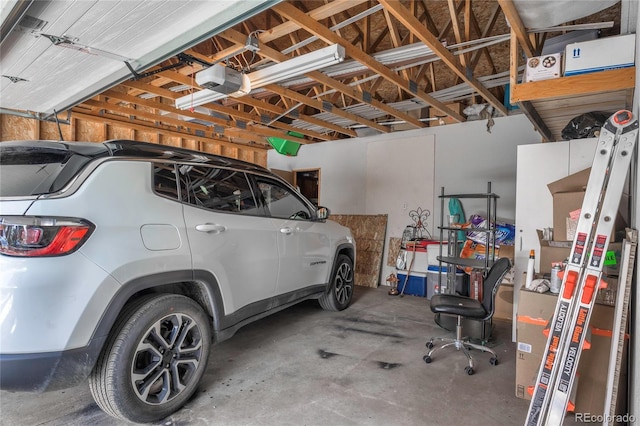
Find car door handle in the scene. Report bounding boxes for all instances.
[195,224,227,233]
[280,227,293,235]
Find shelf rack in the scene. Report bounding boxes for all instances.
[506,25,635,142]
[437,181,499,295]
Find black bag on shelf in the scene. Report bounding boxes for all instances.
[561,111,610,140]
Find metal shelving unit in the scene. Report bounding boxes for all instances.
[437,182,499,295]
[435,182,499,342]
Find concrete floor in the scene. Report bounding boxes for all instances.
[1,286,581,425]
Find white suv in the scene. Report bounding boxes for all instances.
[0,140,355,423]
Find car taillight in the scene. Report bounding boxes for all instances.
[0,216,94,257]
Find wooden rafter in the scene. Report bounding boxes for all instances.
[261,0,368,44]
[497,0,537,57]
[120,77,335,141]
[383,8,409,99]
[438,0,465,39]
[149,68,353,139]
[220,27,422,129]
[469,2,501,71]
[419,0,441,36]
[72,108,268,152]
[99,90,310,145]
[379,0,508,116]
[264,83,391,134]
[273,2,464,122]
[447,0,468,68]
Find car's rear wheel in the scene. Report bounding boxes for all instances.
[319,254,354,311]
[89,294,211,423]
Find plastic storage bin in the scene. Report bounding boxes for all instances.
[427,265,465,297]
[396,272,427,297]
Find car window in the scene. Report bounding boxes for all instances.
[0,147,93,197]
[152,163,180,200]
[178,164,261,215]
[256,178,312,220]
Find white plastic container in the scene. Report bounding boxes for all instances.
[427,265,464,298]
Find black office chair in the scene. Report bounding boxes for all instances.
[423,257,512,375]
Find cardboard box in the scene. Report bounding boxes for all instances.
[515,288,620,416]
[547,168,626,242]
[537,230,571,274]
[498,245,515,263]
[525,53,561,82]
[547,168,590,242]
[494,282,514,321]
[565,34,635,77]
[515,289,558,400]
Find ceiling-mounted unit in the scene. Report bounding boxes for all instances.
[176,44,345,110]
[195,65,243,94]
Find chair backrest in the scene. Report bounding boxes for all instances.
[480,257,512,318]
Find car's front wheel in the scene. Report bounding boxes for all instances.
[319,254,354,311]
[89,294,211,423]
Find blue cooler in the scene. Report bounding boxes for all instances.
[396,272,427,297]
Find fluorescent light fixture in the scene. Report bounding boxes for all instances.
[175,89,227,109]
[175,44,345,110]
[249,43,345,87]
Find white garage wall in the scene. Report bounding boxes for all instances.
[432,114,540,225]
[268,136,369,213]
[365,133,436,282]
[267,113,541,285]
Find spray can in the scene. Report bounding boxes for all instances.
[550,262,562,294]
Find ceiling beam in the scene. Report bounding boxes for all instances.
[447,0,468,68]
[232,95,356,139]
[261,0,368,43]
[497,0,537,57]
[201,0,370,72]
[264,84,390,134]
[146,69,352,139]
[119,78,334,141]
[72,109,268,152]
[470,2,501,71]
[272,2,464,122]
[383,8,411,99]
[99,89,311,145]
[221,28,417,130]
[379,0,508,117]
[438,0,465,39]
[80,99,269,148]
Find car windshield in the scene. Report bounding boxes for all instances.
[0,144,99,197]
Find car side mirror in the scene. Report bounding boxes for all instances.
[316,206,330,220]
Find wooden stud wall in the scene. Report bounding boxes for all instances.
[0,114,269,167]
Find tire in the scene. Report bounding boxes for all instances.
[319,254,354,311]
[89,294,211,423]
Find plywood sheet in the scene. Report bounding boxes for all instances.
[387,237,402,267]
[330,214,388,288]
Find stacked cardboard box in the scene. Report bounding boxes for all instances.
[515,288,625,415]
[493,282,514,321]
[547,168,626,243]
